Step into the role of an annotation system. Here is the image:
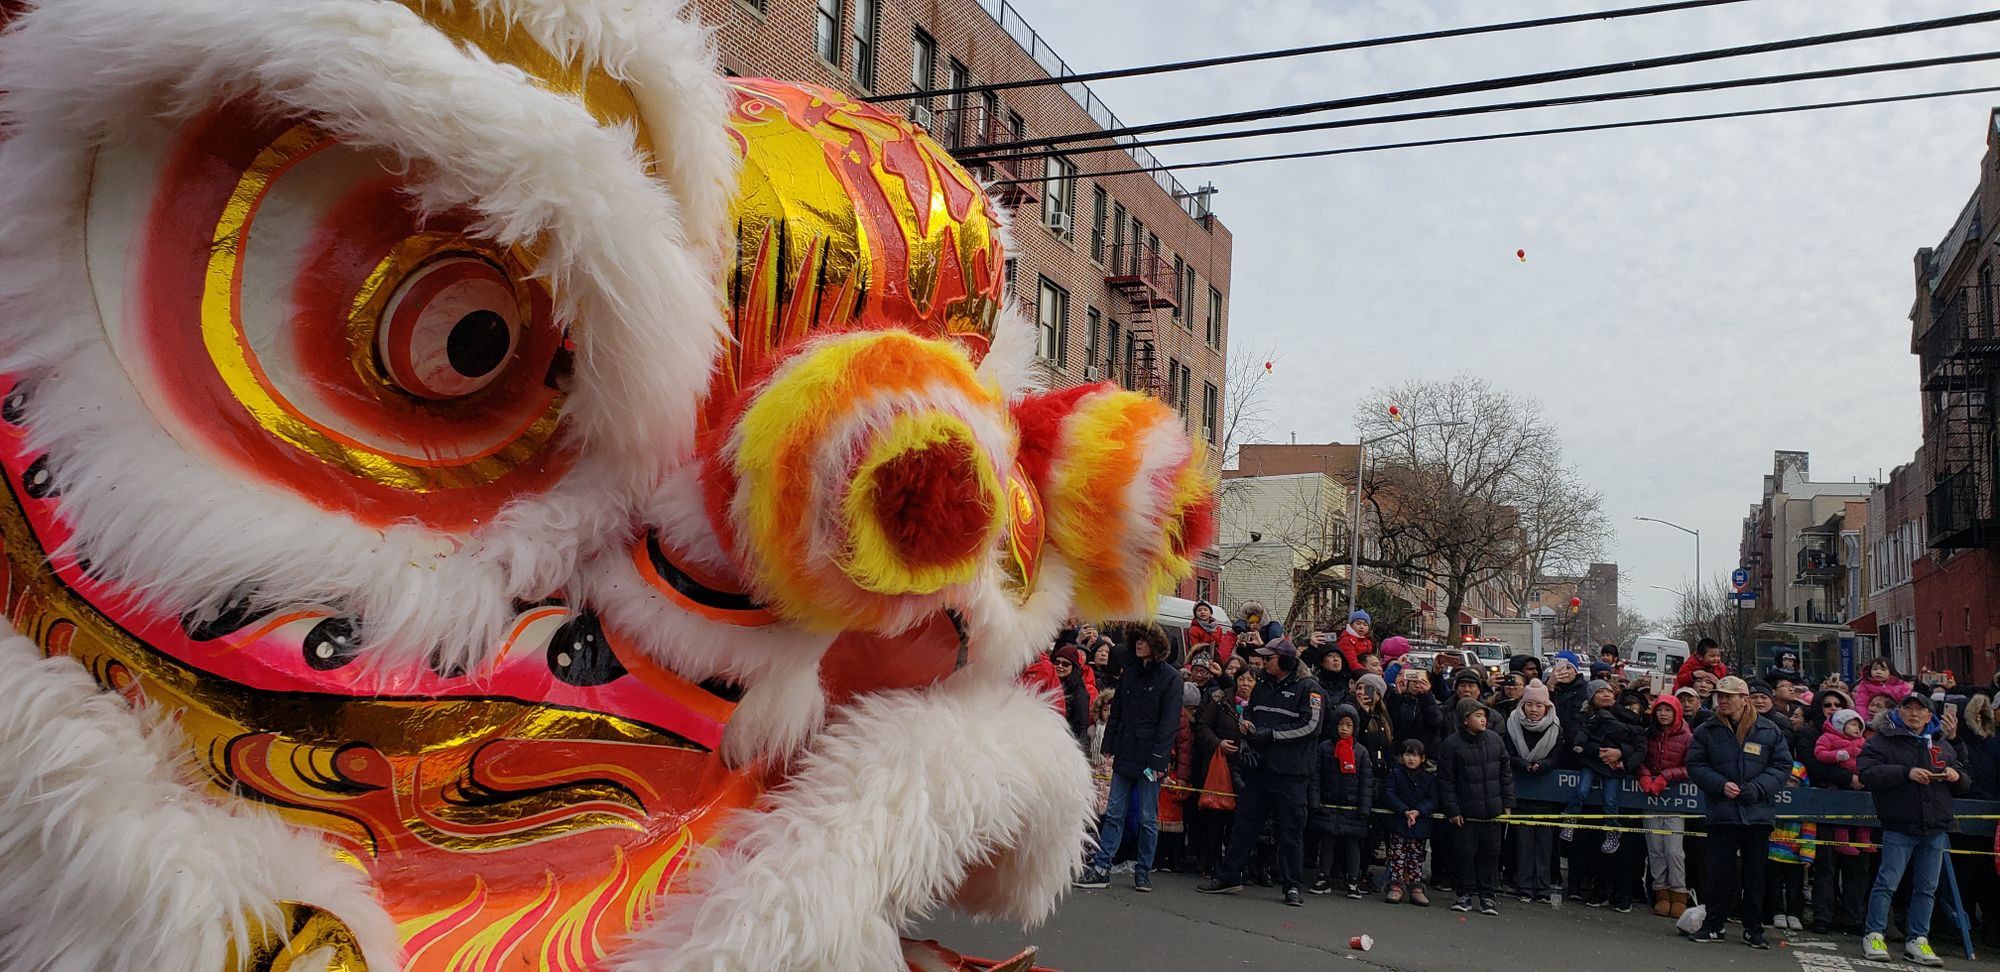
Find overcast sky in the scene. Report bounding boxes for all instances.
[1006,0,2000,623]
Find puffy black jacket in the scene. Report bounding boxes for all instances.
[1685,713,1793,825]
[1551,678,1589,720]
[1858,715,1971,836]
[1571,705,1646,778]
[1387,689,1443,757]
[1437,727,1513,820]
[1309,708,1374,836]
[1384,764,1439,839]
[1102,658,1184,778]
[1244,670,1325,776]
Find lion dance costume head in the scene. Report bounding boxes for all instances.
[0,2,1215,971]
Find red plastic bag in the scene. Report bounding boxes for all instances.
[1197,750,1235,812]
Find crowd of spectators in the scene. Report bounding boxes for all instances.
[1033,607,2000,968]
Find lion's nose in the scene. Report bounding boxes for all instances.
[705,330,1010,632]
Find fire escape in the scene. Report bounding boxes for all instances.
[936,103,1042,210]
[1921,280,2000,549]
[1104,242,1177,398]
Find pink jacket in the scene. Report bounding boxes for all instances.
[1813,725,1865,768]
[1854,676,1912,714]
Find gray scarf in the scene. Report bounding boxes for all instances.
[1506,705,1562,763]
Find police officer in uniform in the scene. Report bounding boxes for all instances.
[1198,637,1325,906]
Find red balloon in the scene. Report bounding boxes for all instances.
[1516,248,1527,262]
[1388,405,1401,418]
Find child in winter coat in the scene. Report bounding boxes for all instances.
[1854,657,1913,716]
[1807,708,1871,933]
[1637,695,1692,917]
[1562,680,1646,852]
[1310,704,1374,897]
[1383,739,1438,906]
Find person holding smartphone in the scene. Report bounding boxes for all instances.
[1856,692,1971,967]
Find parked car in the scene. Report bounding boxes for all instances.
[1462,640,1510,680]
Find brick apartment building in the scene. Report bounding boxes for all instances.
[697,0,1233,602]
[1865,450,1925,674]
[1908,107,2000,684]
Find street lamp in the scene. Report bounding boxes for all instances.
[1634,515,1701,619]
[1346,419,1470,622]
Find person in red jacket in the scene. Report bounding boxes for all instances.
[1672,638,1729,691]
[1021,647,1064,715]
[1638,693,1693,916]
[1187,600,1236,665]
[1336,610,1375,669]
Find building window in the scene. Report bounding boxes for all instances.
[1202,381,1218,444]
[814,0,842,64]
[1172,256,1186,321]
[1036,277,1069,367]
[1206,286,1224,350]
[908,29,936,126]
[1002,257,1017,300]
[1106,320,1121,381]
[1090,186,1108,264]
[1086,307,1102,373]
[1166,359,1180,404]
[944,59,969,148]
[1041,155,1073,233]
[1110,202,1127,272]
[1168,356,1184,418]
[850,0,877,89]
[1196,575,1212,602]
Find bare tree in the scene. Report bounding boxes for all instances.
[1219,342,1276,473]
[1608,606,1657,649]
[1277,377,1605,645]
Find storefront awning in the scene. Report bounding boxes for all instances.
[1848,612,1879,636]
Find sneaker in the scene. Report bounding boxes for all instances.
[1789,915,1804,931]
[1073,867,1110,889]
[1479,897,1499,916]
[1308,877,1334,895]
[1451,896,1474,912]
[1585,897,1608,909]
[1600,831,1622,854]
[1743,930,1770,950]
[1345,883,1365,900]
[1905,936,1944,967]
[1614,902,1634,914]
[1688,929,1725,943]
[1559,827,1575,843]
[1863,933,1890,959]
[1133,872,1152,893]
[1195,878,1242,895]
[1409,886,1431,907]
[1284,887,1304,907]
[1516,889,1537,903]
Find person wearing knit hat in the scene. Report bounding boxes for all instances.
[1561,674,1646,891]
[1583,678,1611,702]
[1505,677,1564,903]
[1438,687,1512,914]
[1685,669,1793,947]
[1335,611,1375,669]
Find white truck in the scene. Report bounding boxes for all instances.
[1479,617,1544,660]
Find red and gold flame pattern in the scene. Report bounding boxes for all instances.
[710,78,1007,429]
[0,378,759,971]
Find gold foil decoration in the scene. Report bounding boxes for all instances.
[225,902,368,972]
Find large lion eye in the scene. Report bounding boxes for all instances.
[376,256,520,400]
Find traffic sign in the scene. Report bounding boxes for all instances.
[1731,568,1750,592]
[1728,591,1758,606]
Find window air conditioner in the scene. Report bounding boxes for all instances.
[1046,209,1072,236]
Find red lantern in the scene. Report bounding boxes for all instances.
[1263,361,1273,374]
[1569,596,1582,613]
[1387,405,1401,420]
[1516,248,1527,262]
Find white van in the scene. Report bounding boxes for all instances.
[1146,595,1229,659]
[1630,637,1690,677]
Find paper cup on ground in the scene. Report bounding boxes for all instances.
[1350,935,1373,951]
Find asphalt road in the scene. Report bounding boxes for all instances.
[916,871,1995,972]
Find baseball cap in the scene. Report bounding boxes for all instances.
[1714,676,1751,696]
[1255,638,1299,659]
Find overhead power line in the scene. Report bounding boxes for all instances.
[956,9,2000,158]
[966,48,2000,167]
[859,0,1757,104]
[987,83,2000,185]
